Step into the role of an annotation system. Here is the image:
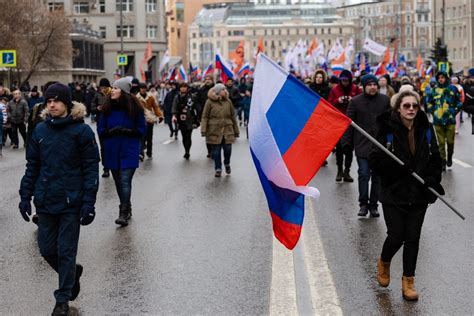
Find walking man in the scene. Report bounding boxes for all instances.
[343,74,391,217]
[19,83,100,315]
[7,89,29,148]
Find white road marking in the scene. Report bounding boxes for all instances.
[270,198,341,315]
[453,159,472,168]
[162,139,174,145]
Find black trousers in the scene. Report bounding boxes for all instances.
[335,140,353,169]
[180,129,193,154]
[141,123,154,156]
[11,122,27,146]
[37,212,81,303]
[381,203,427,277]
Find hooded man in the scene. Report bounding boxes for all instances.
[426,71,462,170]
[342,74,391,217]
[309,69,331,100]
[328,69,362,182]
[462,68,474,134]
[19,83,99,315]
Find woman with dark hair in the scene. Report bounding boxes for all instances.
[98,78,146,227]
[369,90,444,301]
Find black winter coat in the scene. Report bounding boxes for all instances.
[20,103,100,214]
[369,110,442,206]
[309,82,330,100]
[343,92,391,158]
[163,88,178,121]
[172,91,199,130]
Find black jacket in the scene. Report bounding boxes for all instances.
[172,91,199,130]
[369,110,442,206]
[309,82,330,100]
[20,103,100,214]
[463,83,474,114]
[196,83,214,118]
[343,92,391,158]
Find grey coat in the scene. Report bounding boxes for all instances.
[7,98,29,124]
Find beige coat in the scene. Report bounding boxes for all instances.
[201,88,239,145]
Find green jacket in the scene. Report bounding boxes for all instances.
[426,84,462,126]
[201,88,239,145]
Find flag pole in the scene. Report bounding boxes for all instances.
[349,121,465,220]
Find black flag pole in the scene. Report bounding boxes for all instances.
[350,121,465,221]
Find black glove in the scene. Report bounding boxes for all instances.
[19,200,32,222]
[80,205,95,226]
[158,117,164,124]
[424,177,445,195]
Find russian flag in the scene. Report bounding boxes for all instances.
[203,62,214,77]
[215,53,234,82]
[178,65,188,82]
[249,54,352,250]
[238,63,250,77]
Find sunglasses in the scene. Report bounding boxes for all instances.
[401,103,419,110]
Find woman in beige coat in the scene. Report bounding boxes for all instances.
[201,84,240,177]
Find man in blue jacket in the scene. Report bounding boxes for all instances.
[19,83,100,316]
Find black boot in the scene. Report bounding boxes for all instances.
[70,264,83,301]
[441,159,446,171]
[369,206,380,217]
[115,204,129,226]
[125,204,132,220]
[446,145,454,167]
[335,166,343,182]
[52,302,69,316]
[343,168,354,182]
[358,204,369,216]
[102,169,110,178]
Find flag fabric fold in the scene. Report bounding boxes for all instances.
[216,53,234,82]
[249,54,352,250]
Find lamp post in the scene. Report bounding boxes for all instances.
[120,0,124,76]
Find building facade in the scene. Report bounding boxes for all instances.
[166,0,247,67]
[338,0,432,65]
[47,0,168,81]
[432,0,473,71]
[188,2,355,67]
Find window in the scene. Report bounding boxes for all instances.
[328,28,331,34]
[145,0,157,13]
[176,3,184,22]
[253,30,256,36]
[406,39,411,48]
[146,25,157,39]
[99,0,106,13]
[177,29,181,38]
[192,43,196,50]
[73,1,90,14]
[48,2,64,11]
[233,30,244,36]
[116,25,134,38]
[406,14,410,23]
[99,26,106,38]
[420,27,426,35]
[453,27,457,39]
[407,26,410,36]
[216,31,220,37]
[339,28,342,34]
[453,48,457,59]
[116,0,133,12]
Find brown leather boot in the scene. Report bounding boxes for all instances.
[377,258,390,287]
[402,276,419,301]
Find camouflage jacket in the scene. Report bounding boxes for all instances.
[426,84,462,126]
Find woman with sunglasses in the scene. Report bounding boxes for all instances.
[369,90,444,301]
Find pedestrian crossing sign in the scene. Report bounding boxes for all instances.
[0,50,17,67]
[117,54,128,66]
[437,62,449,74]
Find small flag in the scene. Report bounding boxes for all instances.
[248,54,352,250]
[238,62,250,77]
[216,53,234,82]
[178,65,188,82]
[203,62,214,77]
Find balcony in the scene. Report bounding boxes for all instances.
[416,4,430,13]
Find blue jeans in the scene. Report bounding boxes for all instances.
[37,212,81,303]
[111,168,136,207]
[212,139,232,171]
[356,157,380,208]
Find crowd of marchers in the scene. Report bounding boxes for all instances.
[1,66,473,315]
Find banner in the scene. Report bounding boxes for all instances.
[362,38,386,57]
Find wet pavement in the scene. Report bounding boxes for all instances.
[0,118,472,314]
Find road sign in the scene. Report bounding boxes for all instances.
[117,54,128,66]
[437,61,450,74]
[0,50,17,67]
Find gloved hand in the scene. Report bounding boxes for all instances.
[424,177,445,195]
[80,205,95,226]
[158,117,164,124]
[19,200,32,222]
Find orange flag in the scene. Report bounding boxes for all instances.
[331,51,345,65]
[382,47,390,65]
[416,53,423,73]
[229,40,245,68]
[307,39,317,56]
[257,37,265,54]
[140,41,153,81]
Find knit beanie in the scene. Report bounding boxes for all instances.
[99,78,111,88]
[113,78,131,94]
[44,83,72,108]
[339,70,353,81]
[361,74,378,88]
[467,68,474,78]
[213,83,226,94]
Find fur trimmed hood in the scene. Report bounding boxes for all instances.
[207,86,229,102]
[40,101,87,121]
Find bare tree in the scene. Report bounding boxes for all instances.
[0,0,71,87]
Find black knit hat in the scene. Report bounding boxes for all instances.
[44,83,72,108]
[99,78,111,88]
[361,74,379,88]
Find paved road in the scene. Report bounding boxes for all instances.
[0,118,472,314]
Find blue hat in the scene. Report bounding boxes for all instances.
[468,68,474,78]
[361,74,378,88]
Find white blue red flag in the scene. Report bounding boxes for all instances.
[215,53,234,82]
[203,62,214,77]
[249,54,352,249]
[238,63,250,77]
[178,65,188,82]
